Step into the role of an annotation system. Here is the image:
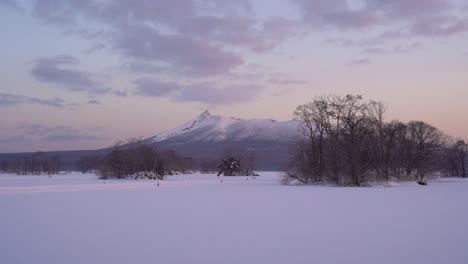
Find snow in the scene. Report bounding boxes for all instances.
[147,110,300,143]
[1,173,468,264]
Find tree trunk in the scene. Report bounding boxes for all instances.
[461,156,466,178]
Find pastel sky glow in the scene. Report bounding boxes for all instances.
[1,0,467,152]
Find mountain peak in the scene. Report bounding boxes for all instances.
[197,110,212,120]
[149,110,300,144]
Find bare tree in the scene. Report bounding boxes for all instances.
[407,121,444,184]
[369,101,389,179]
[77,155,102,173]
[294,97,328,182]
[284,138,313,184]
[199,159,218,174]
[284,94,453,186]
[445,140,468,177]
[339,95,375,186]
[324,95,347,184]
[286,94,376,186]
[383,120,406,179]
[454,140,467,177]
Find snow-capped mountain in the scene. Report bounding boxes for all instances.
[145,110,300,170]
[148,110,300,144]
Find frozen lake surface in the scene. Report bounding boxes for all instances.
[1,172,467,264]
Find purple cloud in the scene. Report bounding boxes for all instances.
[18,1,304,113]
[134,78,181,97]
[361,42,423,55]
[294,0,467,56]
[0,0,21,10]
[323,30,409,48]
[114,90,128,97]
[293,0,455,31]
[30,55,127,96]
[17,123,78,136]
[87,99,102,105]
[347,58,371,66]
[393,42,423,53]
[32,0,78,25]
[0,93,69,108]
[366,0,452,19]
[30,55,113,94]
[115,24,244,76]
[35,54,78,65]
[43,134,104,141]
[29,0,303,77]
[363,47,387,54]
[176,15,302,53]
[252,17,305,52]
[267,78,308,85]
[411,16,468,37]
[175,83,263,104]
[124,61,164,74]
[227,72,264,81]
[133,77,262,105]
[32,56,95,87]
[292,0,380,30]
[0,136,30,143]
[21,0,468,100]
[197,0,253,15]
[17,123,104,141]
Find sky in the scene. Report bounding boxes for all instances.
[1,0,467,153]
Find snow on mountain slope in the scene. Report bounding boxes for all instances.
[148,110,300,143]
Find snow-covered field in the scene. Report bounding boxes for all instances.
[1,172,467,264]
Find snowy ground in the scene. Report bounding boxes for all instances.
[1,172,467,264]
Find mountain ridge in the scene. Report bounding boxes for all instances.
[147,110,300,144]
[146,110,300,170]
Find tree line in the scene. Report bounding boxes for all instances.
[0,139,258,179]
[0,152,61,175]
[78,138,196,180]
[284,94,467,186]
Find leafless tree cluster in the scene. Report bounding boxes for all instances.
[216,149,257,176]
[159,150,196,175]
[0,152,61,175]
[77,154,102,173]
[98,139,194,180]
[198,159,219,174]
[197,149,257,176]
[284,94,459,186]
[217,156,241,176]
[443,139,467,178]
